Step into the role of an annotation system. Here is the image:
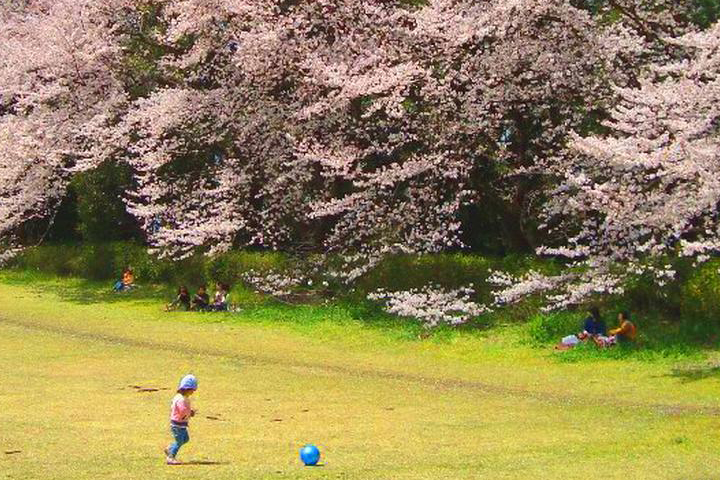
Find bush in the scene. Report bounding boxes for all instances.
[617,258,720,344]
[205,251,287,287]
[12,242,178,283]
[10,242,290,290]
[12,244,554,299]
[527,311,581,344]
[681,259,720,326]
[81,244,116,280]
[355,253,498,298]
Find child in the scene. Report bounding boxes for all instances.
[580,307,606,337]
[211,283,229,311]
[191,285,210,311]
[166,286,191,311]
[165,374,197,465]
[122,267,135,289]
[113,267,135,292]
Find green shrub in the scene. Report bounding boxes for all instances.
[15,244,82,277]
[10,243,291,291]
[527,312,581,344]
[82,244,116,280]
[12,242,172,283]
[70,162,138,243]
[355,253,495,297]
[681,259,720,326]
[226,284,267,308]
[205,251,287,287]
[622,270,682,318]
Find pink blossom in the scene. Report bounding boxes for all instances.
[369,286,487,328]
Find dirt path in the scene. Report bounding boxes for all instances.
[3,314,718,417]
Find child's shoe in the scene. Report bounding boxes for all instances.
[164,447,180,465]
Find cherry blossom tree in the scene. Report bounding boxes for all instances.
[294,0,607,283]
[2,0,718,321]
[492,21,720,309]
[0,0,126,252]
[369,286,488,328]
[104,0,460,264]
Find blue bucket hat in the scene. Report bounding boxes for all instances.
[178,374,198,391]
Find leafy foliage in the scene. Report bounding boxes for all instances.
[70,162,139,242]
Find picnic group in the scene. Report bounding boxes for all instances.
[557,307,637,350]
[165,283,232,312]
[111,266,232,312]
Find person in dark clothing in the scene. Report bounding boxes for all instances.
[557,307,607,350]
[191,285,210,311]
[166,286,191,311]
[581,307,607,337]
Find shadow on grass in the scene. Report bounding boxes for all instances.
[2,270,426,338]
[2,270,170,305]
[666,363,720,383]
[180,460,229,466]
[340,298,497,341]
[59,286,166,306]
[58,286,165,306]
[550,339,709,364]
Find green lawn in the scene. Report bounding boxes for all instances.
[1,272,720,479]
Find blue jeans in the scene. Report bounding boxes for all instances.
[168,426,189,457]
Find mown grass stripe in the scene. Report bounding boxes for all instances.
[2,315,717,418]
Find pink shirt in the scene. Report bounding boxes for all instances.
[170,393,192,425]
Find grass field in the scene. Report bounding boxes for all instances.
[2,272,720,479]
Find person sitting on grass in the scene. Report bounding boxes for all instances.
[123,267,135,288]
[610,311,636,343]
[166,286,191,312]
[113,266,136,292]
[211,283,229,311]
[557,307,606,349]
[594,311,637,348]
[191,285,210,311]
[595,312,637,348]
[578,307,607,339]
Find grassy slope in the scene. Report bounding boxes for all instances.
[1,272,720,479]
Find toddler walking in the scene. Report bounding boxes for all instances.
[165,374,197,465]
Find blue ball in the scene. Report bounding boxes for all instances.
[299,444,320,466]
